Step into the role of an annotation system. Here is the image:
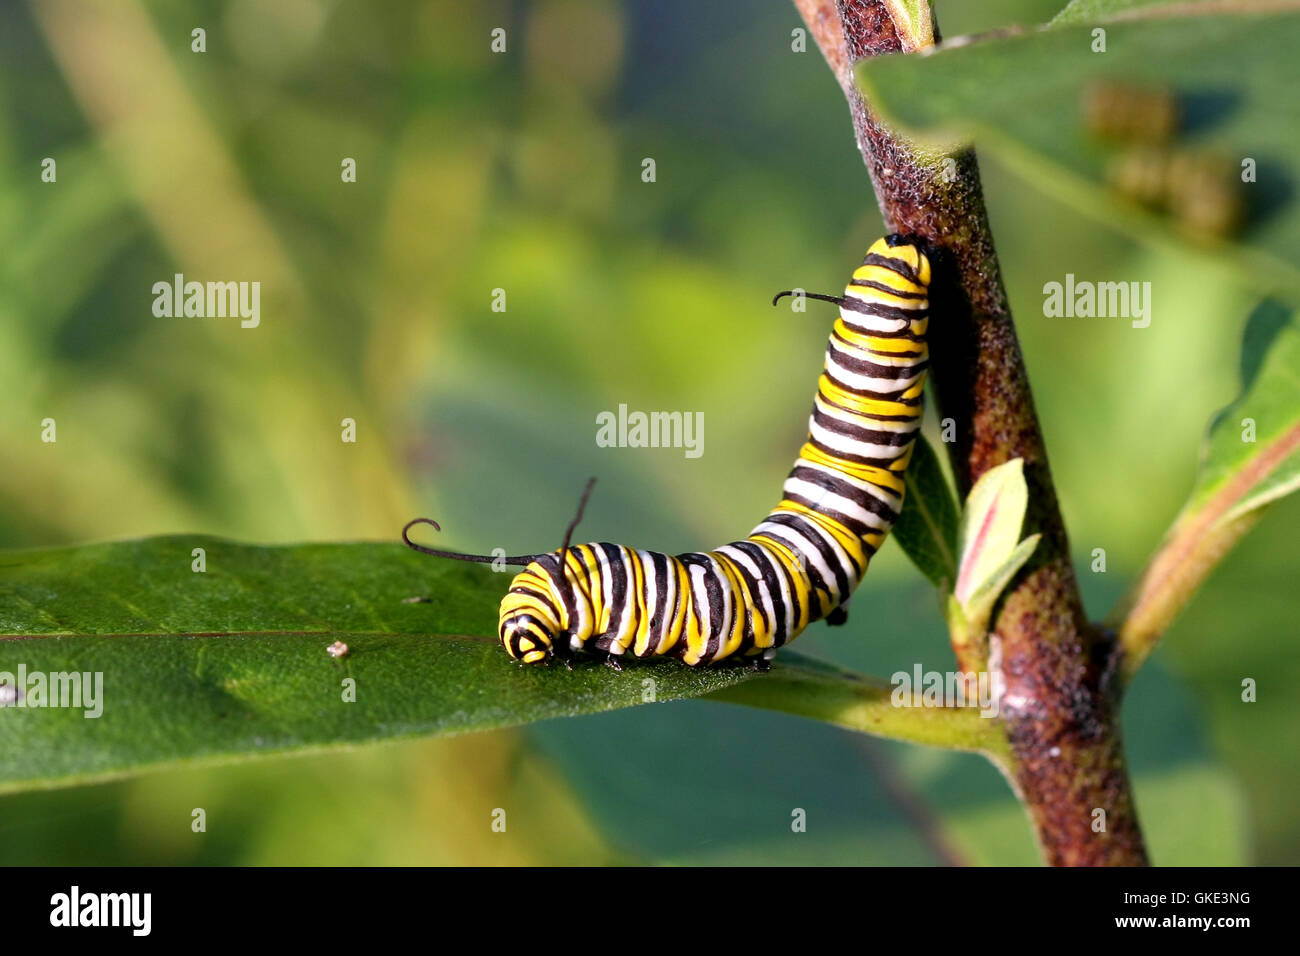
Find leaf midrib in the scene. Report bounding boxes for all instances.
[0,630,497,643]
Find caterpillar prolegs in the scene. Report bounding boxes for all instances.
[403,235,932,667]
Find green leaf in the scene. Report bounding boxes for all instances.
[1112,301,1300,679]
[857,11,1300,292]
[1192,300,1300,523]
[963,534,1041,627]
[950,459,1040,636]
[882,0,935,49]
[0,536,764,793]
[953,459,1030,606]
[1051,0,1142,22]
[1052,0,1282,26]
[891,434,960,587]
[0,536,1002,794]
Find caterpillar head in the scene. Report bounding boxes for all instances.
[499,612,555,664]
[400,487,595,668]
[498,563,567,664]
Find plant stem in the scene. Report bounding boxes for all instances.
[710,658,1008,755]
[792,0,1149,865]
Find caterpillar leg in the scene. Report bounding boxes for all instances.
[826,603,850,627]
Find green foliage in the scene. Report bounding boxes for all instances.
[943,459,1040,642]
[0,536,1004,794]
[891,435,959,586]
[1052,0,1262,25]
[952,460,1034,603]
[857,11,1300,292]
[886,0,935,45]
[0,537,763,792]
[1192,300,1300,522]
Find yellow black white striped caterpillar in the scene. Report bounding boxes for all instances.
[404,235,931,668]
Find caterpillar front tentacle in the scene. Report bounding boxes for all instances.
[492,235,931,667]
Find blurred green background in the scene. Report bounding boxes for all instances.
[2,0,1295,864]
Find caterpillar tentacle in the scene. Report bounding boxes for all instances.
[771,290,847,307]
[402,477,597,571]
[492,235,932,667]
[402,518,542,566]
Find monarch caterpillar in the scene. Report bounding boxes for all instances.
[404,235,932,667]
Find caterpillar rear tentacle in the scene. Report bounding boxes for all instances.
[405,234,932,667]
